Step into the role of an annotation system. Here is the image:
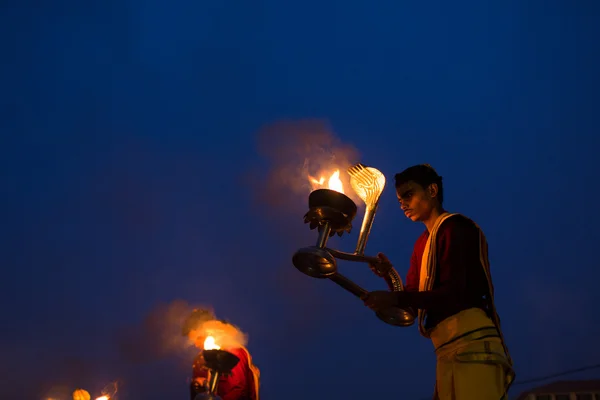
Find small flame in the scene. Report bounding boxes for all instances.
[204,335,220,350]
[96,396,109,400]
[308,169,344,194]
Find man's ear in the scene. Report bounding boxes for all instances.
[428,183,439,199]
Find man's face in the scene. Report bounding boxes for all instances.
[188,329,205,350]
[396,181,435,222]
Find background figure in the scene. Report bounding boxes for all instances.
[182,309,260,400]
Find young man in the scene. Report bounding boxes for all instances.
[182,309,260,400]
[362,164,515,400]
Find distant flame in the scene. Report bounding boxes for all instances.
[204,336,220,350]
[96,396,109,400]
[309,169,344,194]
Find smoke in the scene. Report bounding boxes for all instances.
[116,300,250,365]
[237,119,366,355]
[41,385,72,400]
[249,119,362,214]
[116,299,210,364]
[100,380,120,398]
[199,319,248,349]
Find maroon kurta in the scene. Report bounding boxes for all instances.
[193,347,257,400]
[401,214,492,329]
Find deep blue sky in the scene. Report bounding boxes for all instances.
[2,1,600,399]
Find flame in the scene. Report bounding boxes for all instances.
[309,169,344,194]
[96,397,109,400]
[204,335,220,350]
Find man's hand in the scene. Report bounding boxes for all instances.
[362,290,398,311]
[368,252,394,277]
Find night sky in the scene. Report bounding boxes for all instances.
[2,1,600,399]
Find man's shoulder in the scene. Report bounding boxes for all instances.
[438,213,480,235]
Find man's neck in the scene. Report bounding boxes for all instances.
[423,206,445,232]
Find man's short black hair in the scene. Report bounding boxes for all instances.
[394,164,444,205]
[181,308,216,336]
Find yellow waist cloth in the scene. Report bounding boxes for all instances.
[430,308,498,352]
[430,308,515,399]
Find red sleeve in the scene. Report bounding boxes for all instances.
[396,216,475,309]
[404,244,420,292]
[218,348,249,400]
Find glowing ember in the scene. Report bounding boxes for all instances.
[72,389,91,400]
[204,335,220,350]
[309,169,344,194]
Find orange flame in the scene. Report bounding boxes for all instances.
[95,396,109,400]
[308,169,344,194]
[204,336,220,350]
